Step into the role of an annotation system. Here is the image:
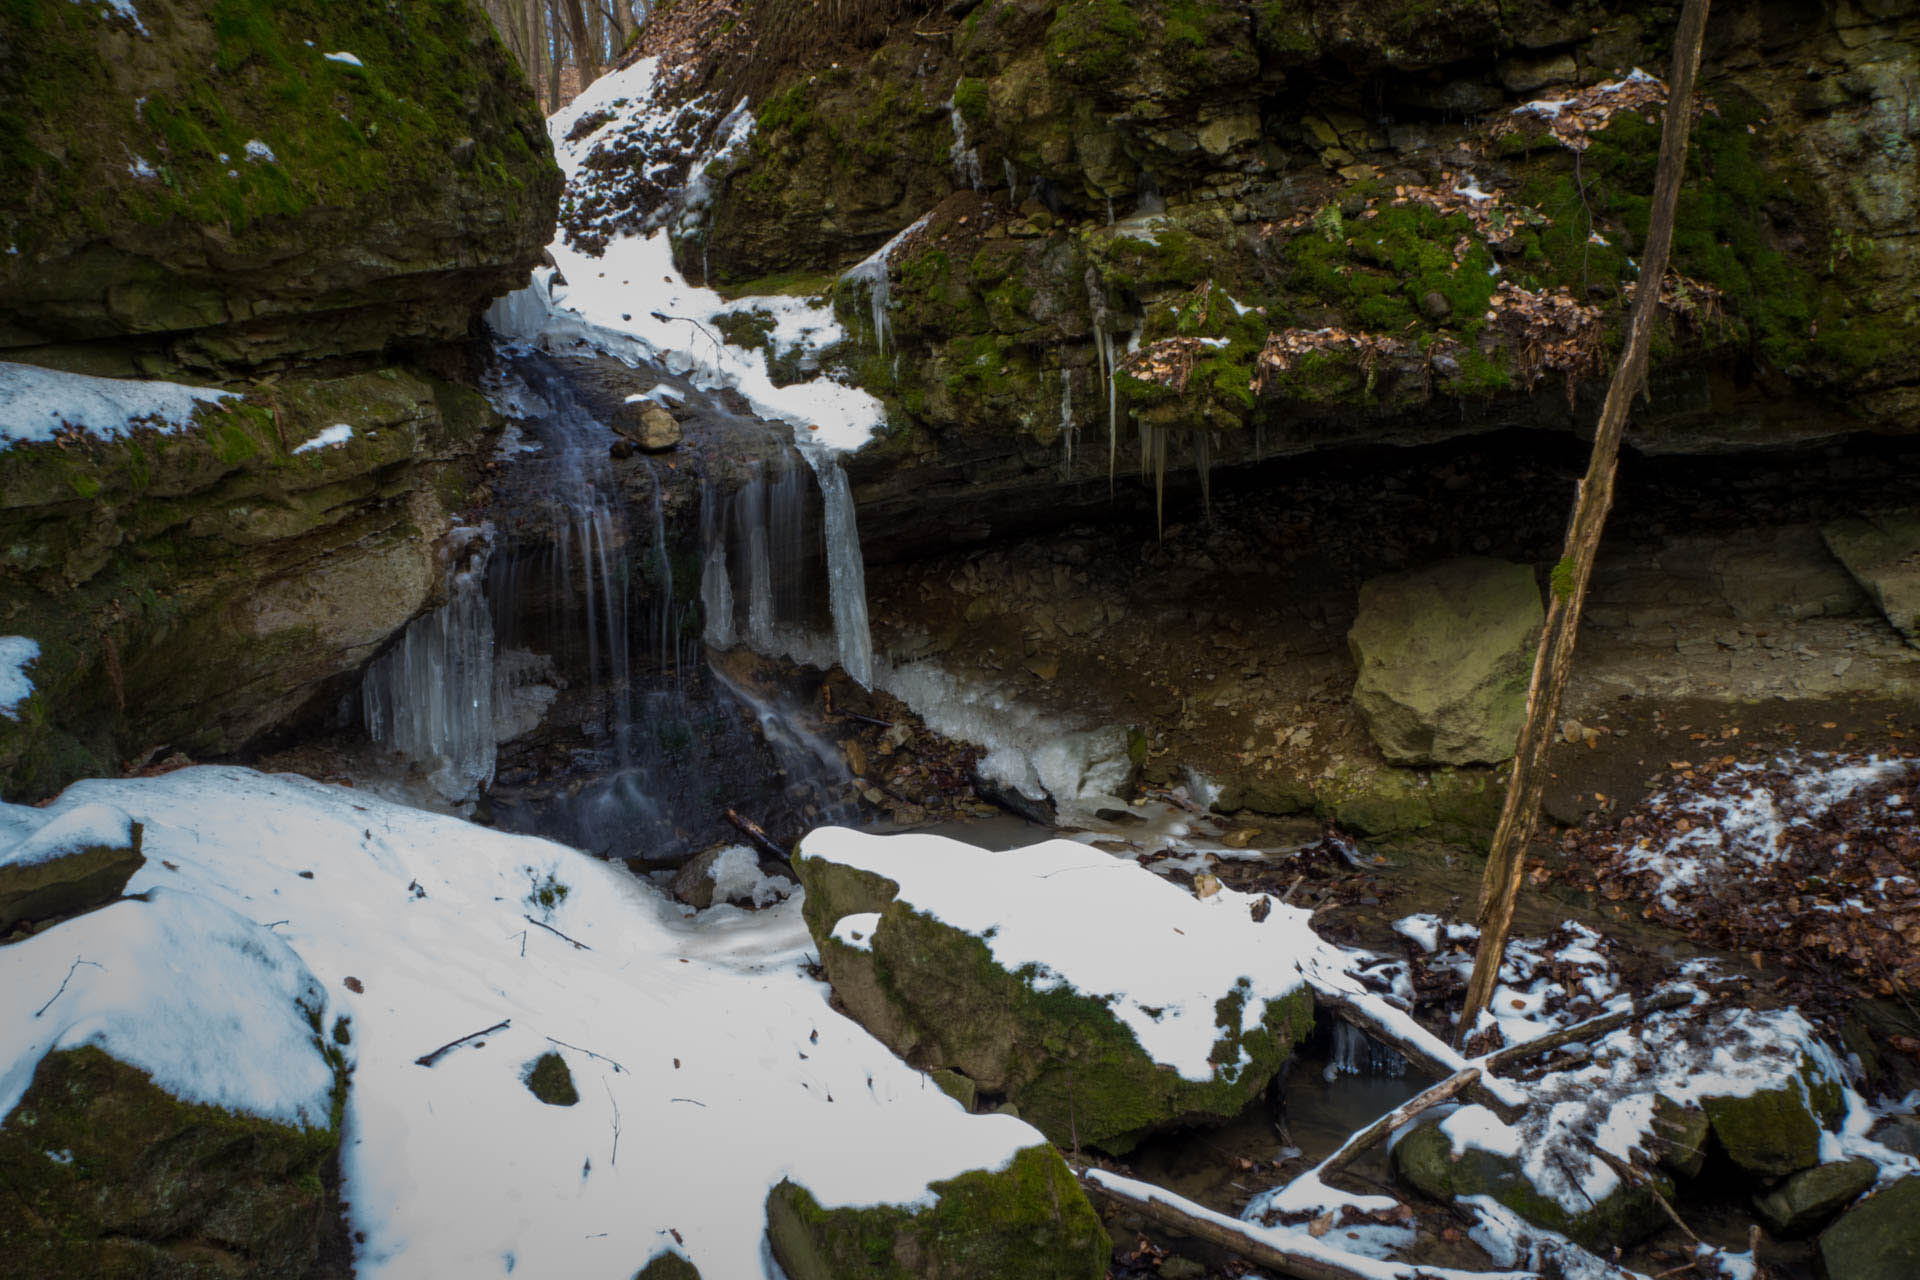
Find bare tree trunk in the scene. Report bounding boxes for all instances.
[525,0,545,109]
[1457,0,1714,1043]
[547,0,564,113]
[559,0,597,88]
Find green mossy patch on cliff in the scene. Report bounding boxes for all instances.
[766,1145,1109,1280]
[0,1045,348,1279]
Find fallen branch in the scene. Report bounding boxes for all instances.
[524,914,591,951]
[1481,989,1694,1073]
[1078,1166,1530,1280]
[604,1078,622,1168]
[1315,1067,1482,1184]
[548,1036,627,1073]
[415,1018,510,1067]
[34,957,103,1018]
[726,808,788,861]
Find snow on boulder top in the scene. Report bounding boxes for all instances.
[797,827,1319,1081]
[14,766,1039,1278]
[0,801,136,870]
[0,886,335,1130]
[0,361,234,450]
[0,635,38,719]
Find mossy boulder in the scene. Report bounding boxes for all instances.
[765,1144,1109,1280]
[523,1051,579,1106]
[1702,1067,1841,1180]
[1348,558,1543,766]
[1818,1177,1920,1280]
[1755,1158,1877,1238]
[0,1045,348,1278]
[794,845,1315,1154]
[634,1253,703,1280]
[1392,1117,1670,1250]
[0,0,559,370]
[0,366,498,800]
[0,803,143,935]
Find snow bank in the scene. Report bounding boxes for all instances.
[0,635,38,718]
[1,767,1037,1278]
[491,55,889,453]
[0,887,335,1129]
[798,827,1319,1081]
[0,802,135,871]
[1,361,234,450]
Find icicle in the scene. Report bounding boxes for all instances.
[948,98,984,192]
[699,480,736,648]
[1106,196,1115,226]
[1058,362,1075,480]
[1196,431,1213,521]
[1003,158,1019,207]
[1323,1021,1408,1080]
[1152,427,1168,539]
[803,449,874,690]
[361,525,498,802]
[839,214,933,356]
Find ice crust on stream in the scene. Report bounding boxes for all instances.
[0,768,1038,1279]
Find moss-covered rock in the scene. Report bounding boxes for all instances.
[765,1143,1109,1280]
[0,804,143,936]
[0,366,498,800]
[1818,1176,1920,1280]
[1348,558,1544,766]
[1703,1068,1838,1180]
[633,1253,703,1280]
[1392,1116,1670,1250]
[0,0,559,369]
[1755,1157,1877,1238]
[524,1051,579,1106]
[0,1045,348,1278]
[794,849,1315,1154]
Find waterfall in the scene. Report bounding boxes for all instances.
[804,449,874,690]
[699,479,736,649]
[1003,158,1019,207]
[361,524,498,803]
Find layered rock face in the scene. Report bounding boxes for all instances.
[0,1,561,798]
[0,0,560,372]
[652,0,1918,544]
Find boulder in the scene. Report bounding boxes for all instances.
[1823,515,1920,648]
[1702,1070,1839,1180]
[0,803,142,934]
[617,402,683,452]
[1391,1118,1669,1250]
[765,1145,1109,1280]
[0,0,560,369]
[1348,558,1543,765]
[0,1046,348,1279]
[1819,1177,1920,1280]
[1754,1158,1876,1237]
[633,1254,702,1280]
[671,845,795,911]
[794,831,1316,1153]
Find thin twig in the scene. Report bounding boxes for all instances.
[548,1037,627,1073]
[35,958,103,1018]
[415,1018,511,1067]
[604,1078,621,1167]
[669,1097,707,1107]
[525,915,592,950]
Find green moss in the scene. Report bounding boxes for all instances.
[1550,556,1575,600]
[1043,0,1144,84]
[0,1045,344,1277]
[953,76,990,128]
[766,1144,1109,1280]
[524,1052,580,1107]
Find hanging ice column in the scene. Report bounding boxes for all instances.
[803,449,874,690]
[841,214,933,356]
[361,524,498,802]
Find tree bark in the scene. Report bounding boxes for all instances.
[1457,0,1714,1043]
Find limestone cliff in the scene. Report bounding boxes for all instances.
[630,0,1918,544]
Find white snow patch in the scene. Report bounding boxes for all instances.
[292,423,354,454]
[245,138,277,163]
[73,0,148,34]
[0,636,38,719]
[704,845,795,910]
[831,911,882,953]
[127,155,157,179]
[1,362,234,450]
[799,827,1322,1082]
[0,768,1038,1277]
[324,51,363,67]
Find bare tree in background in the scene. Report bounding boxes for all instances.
[477,0,643,108]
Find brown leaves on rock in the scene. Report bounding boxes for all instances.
[1251,327,1424,395]
[1389,172,1520,245]
[1482,282,1606,392]
[1490,70,1672,151]
[1120,336,1214,394]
